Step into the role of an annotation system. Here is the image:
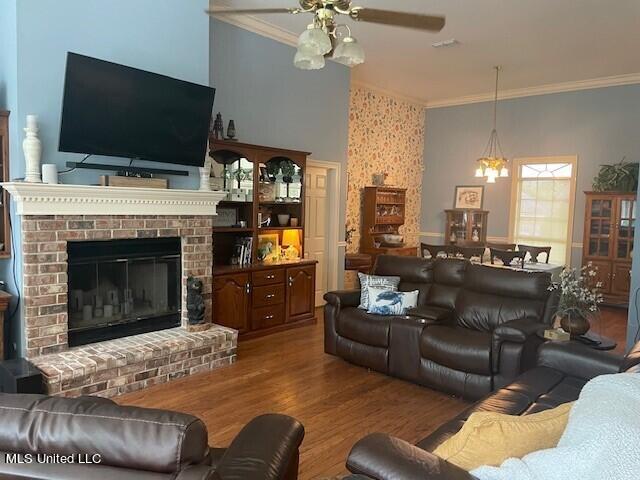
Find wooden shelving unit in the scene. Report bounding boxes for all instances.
[0,111,11,259]
[360,186,416,260]
[209,139,316,338]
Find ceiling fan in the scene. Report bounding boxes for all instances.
[207,1,445,70]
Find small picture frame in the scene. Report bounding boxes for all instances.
[213,207,237,227]
[454,185,484,209]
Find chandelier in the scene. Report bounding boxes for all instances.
[475,66,508,183]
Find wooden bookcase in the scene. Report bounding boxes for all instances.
[209,139,316,338]
[0,111,11,259]
[445,209,489,245]
[583,191,635,305]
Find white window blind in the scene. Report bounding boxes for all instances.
[511,160,576,265]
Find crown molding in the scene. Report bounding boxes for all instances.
[351,80,427,108]
[211,11,299,48]
[426,72,640,109]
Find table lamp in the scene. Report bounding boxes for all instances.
[282,229,301,260]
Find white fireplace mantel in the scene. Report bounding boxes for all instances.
[1,182,227,216]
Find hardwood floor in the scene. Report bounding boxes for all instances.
[117,309,468,479]
[117,306,630,479]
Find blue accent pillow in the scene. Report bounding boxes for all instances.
[367,287,419,316]
[357,273,401,310]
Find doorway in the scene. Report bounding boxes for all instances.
[305,160,341,306]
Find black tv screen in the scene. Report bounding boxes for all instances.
[59,53,215,168]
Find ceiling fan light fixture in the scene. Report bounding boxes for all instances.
[297,26,332,56]
[293,49,325,70]
[332,36,365,66]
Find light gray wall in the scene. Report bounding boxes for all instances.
[210,19,351,286]
[422,84,640,267]
[627,179,640,350]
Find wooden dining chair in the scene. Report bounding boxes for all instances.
[490,248,526,268]
[456,246,487,264]
[421,243,457,259]
[487,242,517,251]
[517,244,552,263]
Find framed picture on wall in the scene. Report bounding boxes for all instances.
[454,185,484,209]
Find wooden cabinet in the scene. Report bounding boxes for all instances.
[213,261,317,339]
[286,265,315,323]
[213,273,250,334]
[445,209,489,245]
[583,192,635,305]
[361,186,416,260]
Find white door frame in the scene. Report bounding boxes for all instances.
[306,159,341,295]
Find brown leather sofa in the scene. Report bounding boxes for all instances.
[0,393,304,480]
[345,340,640,479]
[325,256,559,400]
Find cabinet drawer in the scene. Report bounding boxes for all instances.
[252,269,284,286]
[252,284,285,308]
[252,304,285,330]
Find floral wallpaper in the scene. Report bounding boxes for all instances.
[346,86,426,254]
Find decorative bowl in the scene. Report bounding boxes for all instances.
[379,234,404,247]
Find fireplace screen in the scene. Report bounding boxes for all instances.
[67,237,181,346]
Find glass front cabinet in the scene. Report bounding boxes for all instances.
[445,209,489,245]
[583,192,636,304]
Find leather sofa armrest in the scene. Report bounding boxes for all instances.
[622,340,640,373]
[324,290,361,308]
[347,433,477,480]
[537,341,622,379]
[493,318,546,343]
[492,318,547,375]
[177,465,218,480]
[214,414,304,480]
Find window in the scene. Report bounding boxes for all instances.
[510,157,577,265]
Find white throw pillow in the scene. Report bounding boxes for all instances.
[357,273,401,310]
[367,287,419,316]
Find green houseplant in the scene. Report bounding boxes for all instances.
[592,158,639,192]
[549,264,603,337]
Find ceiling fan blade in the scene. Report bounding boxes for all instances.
[206,8,297,15]
[350,8,445,32]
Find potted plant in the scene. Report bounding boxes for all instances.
[549,264,603,337]
[592,158,639,192]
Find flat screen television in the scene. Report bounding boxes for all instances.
[59,52,215,168]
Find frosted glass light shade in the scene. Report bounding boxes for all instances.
[294,49,325,70]
[475,167,484,178]
[297,27,332,56]
[333,37,365,66]
[500,167,509,177]
[486,174,497,184]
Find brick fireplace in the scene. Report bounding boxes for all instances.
[3,182,236,397]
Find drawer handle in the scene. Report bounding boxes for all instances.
[264,314,274,320]
[265,274,276,280]
[265,294,275,299]
[245,283,251,294]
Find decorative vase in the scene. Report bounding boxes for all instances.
[277,214,290,226]
[199,157,212,191]
[226,120,236,140]
[559,313,590,337]
[23,115,42,183]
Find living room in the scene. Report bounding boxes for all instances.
[0,1,639,479]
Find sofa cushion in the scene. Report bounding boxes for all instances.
[337,307,390,348]
[406,305,452,322]
[426,259,468,309]
[357,273,400,310]
[432,402,572,470]
[420,325,492,375]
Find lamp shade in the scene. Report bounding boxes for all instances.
[333,37,365,66]
[297,27,332,56]
[282,229,301,248]
[294,49,325,70]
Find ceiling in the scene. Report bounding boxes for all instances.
[212,0,640,106]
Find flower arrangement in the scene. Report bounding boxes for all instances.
[549,263,603,336]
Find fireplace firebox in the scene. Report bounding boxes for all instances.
[67,237,181,347]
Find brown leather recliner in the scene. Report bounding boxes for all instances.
[0,393,304,480]
[344,340,640,480]
[324,256,559,400]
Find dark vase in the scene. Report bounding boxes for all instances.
[560,313,590,337]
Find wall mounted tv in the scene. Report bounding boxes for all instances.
[59,52,215,170]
